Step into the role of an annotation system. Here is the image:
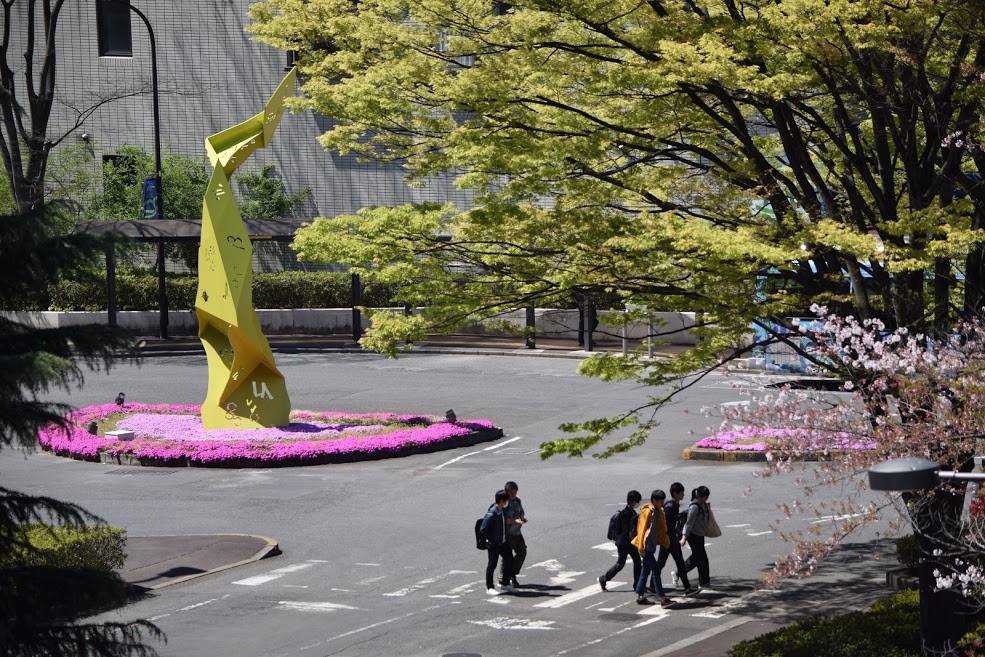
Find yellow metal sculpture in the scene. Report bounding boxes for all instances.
[195,69,296,429]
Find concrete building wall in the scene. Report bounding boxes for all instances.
[13,1,476,221]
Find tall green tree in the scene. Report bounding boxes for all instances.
[249,0,985,455]
[0,210,160,655]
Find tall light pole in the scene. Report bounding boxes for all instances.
[868,457,984,655]
[110,0,167,338]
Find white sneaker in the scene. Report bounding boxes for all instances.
[486,588,501,596]
[500,583,516,593]
[671,571,681,589]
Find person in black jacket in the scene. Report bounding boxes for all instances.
[480,490,515,595]
[661,482,698,595]
[598,490,642,591]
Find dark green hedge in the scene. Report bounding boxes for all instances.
[729,590,920,657]
[40,271,403,311]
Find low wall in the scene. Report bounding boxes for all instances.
[2,308,698,345]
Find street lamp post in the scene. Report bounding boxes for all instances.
[111,0,167,339]
[869,457,984,654]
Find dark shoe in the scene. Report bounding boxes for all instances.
[636,596,654,605]
[511,577,520,588]
[699,581,711,587]
[660,597,677,608]
[598,576,607,592]
[684,587,700,596]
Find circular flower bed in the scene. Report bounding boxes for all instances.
[37,403,501,467]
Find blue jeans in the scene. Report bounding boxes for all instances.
[635,551,666,597]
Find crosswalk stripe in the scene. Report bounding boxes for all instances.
[277,601,361,612]
[233,562,316,586]
[534,581,622,609]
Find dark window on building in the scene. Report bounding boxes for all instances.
[286,50,299,71]
[97,0,132,56]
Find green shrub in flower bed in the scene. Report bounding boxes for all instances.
[0,525,127,572]
[41,270,404,311]
[729,590,920,657]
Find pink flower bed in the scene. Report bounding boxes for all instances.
[37,403,497,466]
[694,426,876,452]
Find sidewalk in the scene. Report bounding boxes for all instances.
[134,332,693,359]
[119,534,279,590]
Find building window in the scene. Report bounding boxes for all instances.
[97,0,132,57]
[286,50,299,71]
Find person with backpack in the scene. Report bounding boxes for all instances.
[501,481,527,588]
[598,490,642,592]
[662,482,698,595]
[480,490,516,596]
[631,490,675,607]
[679,485,712,588]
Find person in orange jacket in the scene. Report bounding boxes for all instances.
[632,489,675,607]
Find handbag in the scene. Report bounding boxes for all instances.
[705,506,722,538]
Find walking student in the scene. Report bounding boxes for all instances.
[632,489,675,607]
[480,490,516,595]
[680,485,712,588]
[662,482,698,595]
[598,490,642,591]
[501,481,527,587]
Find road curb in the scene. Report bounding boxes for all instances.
[682,447,767,462]
[138,534,281,591]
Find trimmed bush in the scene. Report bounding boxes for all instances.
[0,525,127,572]
[728,590,920,657]
[43,270,404,311]
[895,534,920,569]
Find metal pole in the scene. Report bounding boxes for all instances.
[525,306,536,349]
[123,2,167,339]
[622,308,627,356]
[106,243,117,327]
[647,314,653,359]
[351,273,362,343]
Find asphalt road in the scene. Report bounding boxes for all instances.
[0,353,897,657]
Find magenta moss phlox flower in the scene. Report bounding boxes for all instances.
[694,426,876,452]
[37,404,496,464]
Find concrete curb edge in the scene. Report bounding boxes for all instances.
[141,533,281,591]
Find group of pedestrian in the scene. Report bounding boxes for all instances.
[479,481,527,596]
[599,483,713,608]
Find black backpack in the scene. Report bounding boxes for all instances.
[606,510,621,541]
[475,517,488,550]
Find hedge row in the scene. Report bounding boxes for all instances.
[0,525,127,572]
[40,271,404,311]
[729,590,920,657]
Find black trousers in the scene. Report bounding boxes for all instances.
[486,544,515,589]
[602,542,641,586]
[501,533,526,579]
[683,534,710,585]
[657,540,691,589]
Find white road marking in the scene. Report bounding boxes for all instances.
[811,512,866,524]
[469,617,556,630]
[691,590,775,619]
[599,599,634,612]
[282,585,308,589]
[528,558,584,585]
[433,437,522,469]
[278,601,360,613]
[487,596,510,604]
[233,562,317,586]
[484,436,522,450]
[592,542,618,554]
[534,582,620,609]
[296,603,446,651]
[356,575,386,585]
[148,595,230,621]
[726,524,751,528]
[746,531,773,536]
[430,581,482,598]
[383,570,475,596]
[355,563,381,566]
[330,588,352,592]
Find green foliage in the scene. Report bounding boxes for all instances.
[959,620,985,656]
[40,270,401,312]
[249,0,985,457]
[0,211,161,655]
[728,591,921,657]
[895,535,920,570]
[235,163,311,220]
[0,525,126,572]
